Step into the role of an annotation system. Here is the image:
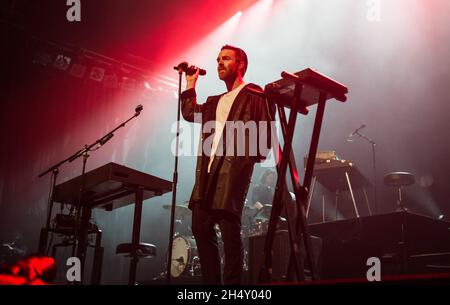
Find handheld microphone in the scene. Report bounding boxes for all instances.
[173,62,207,76]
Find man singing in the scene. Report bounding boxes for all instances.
[180,45,274,285]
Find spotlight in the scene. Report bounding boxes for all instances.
[89,66,106,82]
[69,63,87,78]
[53,54,72,71]
[32,51,53,67]
[103,72,119,88]
[438,214,444,220]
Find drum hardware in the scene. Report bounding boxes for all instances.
[168,225,227,278]
[253,204,272,220]
[247,216,287,237]
[162,202,191,218]
[163,202,192,236]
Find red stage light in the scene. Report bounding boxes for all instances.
[0,256,56,285]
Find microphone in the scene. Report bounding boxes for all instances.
[99,133,114,146]
[347,124,366,141]
[135,104,143,116]
[173,62,207,76]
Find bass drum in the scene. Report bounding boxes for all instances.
[171,235,201,278]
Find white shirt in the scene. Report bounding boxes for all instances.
[208,83,247,173]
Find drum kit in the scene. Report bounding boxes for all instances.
[161,202,199,278]
[242,203,275,237]
[160,201,278,279]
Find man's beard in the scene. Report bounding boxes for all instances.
[218,68,238,81]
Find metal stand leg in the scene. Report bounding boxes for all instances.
[91,230,103,285]
[76,206,92,284]
[38,168,59,255]
[398,211,408,273]
[262,100,304,282]
[51,242,59,258]
[291,96,328,282]
[38,228,48,255]
[322,195,325,223]
[335,190,339,221]
[264,92,327,283]
[306,176,316,219]
[129,187,144,285]
[345,172,360,218]
[397,186,407,211]
[363,187,372,216]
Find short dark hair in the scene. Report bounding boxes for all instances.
[221,44,248,76]
[260,169,276,185]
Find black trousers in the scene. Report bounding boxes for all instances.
[192,203,243,285]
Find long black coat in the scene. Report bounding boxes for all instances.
[180,84,274,218]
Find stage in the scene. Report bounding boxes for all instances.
[1,0,450,287]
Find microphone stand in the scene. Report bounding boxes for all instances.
[37,167,59,256]
[37,105,143,284]
[353,130,378,214]
[71,105,143,284]
[166,66,185,284]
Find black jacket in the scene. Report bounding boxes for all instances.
[180,84,275,218]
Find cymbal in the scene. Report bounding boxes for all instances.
[254,204,272,219]
[162,203,191,217]
[253,203,272,210]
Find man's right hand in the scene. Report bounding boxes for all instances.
[185,66,200,90]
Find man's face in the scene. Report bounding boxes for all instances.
[217,49,242,81]
[265,173,275,188]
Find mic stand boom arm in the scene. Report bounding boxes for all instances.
[69,105,143,283]
[36,105,143,283]
[353,130,378,214]
[68,105,143,162]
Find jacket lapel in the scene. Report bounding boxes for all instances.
[207,85,249,177]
